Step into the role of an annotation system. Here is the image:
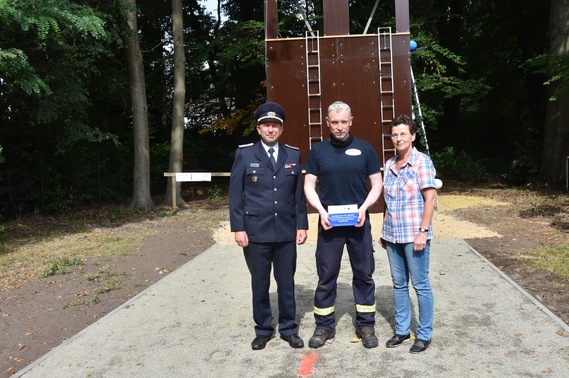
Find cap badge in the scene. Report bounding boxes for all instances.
[268,111,276,117]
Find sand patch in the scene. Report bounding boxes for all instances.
[214,194,510,244]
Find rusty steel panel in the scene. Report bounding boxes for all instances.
[262,1,411,212]
[323,0,350,36]
[265,39,310,159]
[266,35,411,167]
[318,36,382,155]
[392,34,412,120]
[395,1,410,32]
[266,34,411,213]
[264,0,278,39]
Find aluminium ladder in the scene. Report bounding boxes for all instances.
[410,66,431,156]
[305,31,323,148]
[378,27,395,167]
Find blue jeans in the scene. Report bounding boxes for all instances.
[385,241,433,341]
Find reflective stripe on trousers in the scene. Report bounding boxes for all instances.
[356,303,376,313]
[314,306,335,316]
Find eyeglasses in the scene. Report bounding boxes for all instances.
[390,133,410,139]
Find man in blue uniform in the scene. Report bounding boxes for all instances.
[229,102,309,350]
[304,101,383,349]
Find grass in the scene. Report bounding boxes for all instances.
[0,227,146,291]
[441,182,569,283]
[91,265,123,294]
[42,256,83,277]
[0,198,229,292]
[63,266,125,308]
[527,244,569,281]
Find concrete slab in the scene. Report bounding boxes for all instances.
[15,239,569,377]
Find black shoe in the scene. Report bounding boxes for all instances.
[251,335,272,350]
[386,334,411,348]
[356,326,379,349]
[409,338,431,354]
[280,334,304,348]
[308,328,335,348]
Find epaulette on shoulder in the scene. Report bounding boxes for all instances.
[285,144,299,150]
[238,143,254,148]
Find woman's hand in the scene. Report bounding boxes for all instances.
[413,231,428,251]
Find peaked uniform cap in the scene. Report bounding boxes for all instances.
[255,102,286,124]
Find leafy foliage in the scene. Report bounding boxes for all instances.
[407,0,549,186]
[0,48,50,95]
[524,54,569,102]
[431,146,488,182]
[0,0,107,93]
[0,0,129,217]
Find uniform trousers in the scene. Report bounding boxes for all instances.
[313,218,376,329]
[243,241,298,337]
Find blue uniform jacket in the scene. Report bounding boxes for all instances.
[229,141,309,243]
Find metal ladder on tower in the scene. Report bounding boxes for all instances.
[305,31,323,148]
[378,27,395,167]
[410,66,431,156]
[410,65,441,209]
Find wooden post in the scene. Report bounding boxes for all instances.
[171,176,177,208]
[164,173,179,209]
[395,0,410,33]
[265,0,278,39]
[323,0,350,35]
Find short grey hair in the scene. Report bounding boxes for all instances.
[327,101,351,115]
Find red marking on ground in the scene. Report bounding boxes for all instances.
[297,352,318,377]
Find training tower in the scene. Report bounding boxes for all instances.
[264,0,412,167]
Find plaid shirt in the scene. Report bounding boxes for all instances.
[381,147,436,243]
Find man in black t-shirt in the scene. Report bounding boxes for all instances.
[304,101,383,349]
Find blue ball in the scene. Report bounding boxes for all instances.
[410,40,418,51]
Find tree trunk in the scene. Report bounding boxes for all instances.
[123,0,155,210]
[542,0,569,189]
[164,0,187,207]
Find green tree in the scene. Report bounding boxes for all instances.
[0,0,124,215]
[542,0,569,188]
[121,0,155,211]
[164,0,187,207]
[0,0,105,95]
[402,0,548,182]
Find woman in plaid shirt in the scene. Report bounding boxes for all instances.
[380,115,437,354]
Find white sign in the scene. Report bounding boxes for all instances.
[328,204,358,227]
[175,172,212,182]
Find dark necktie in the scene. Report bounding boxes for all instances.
[268,147,277,168]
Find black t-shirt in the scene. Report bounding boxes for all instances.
[305,137,380,207]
